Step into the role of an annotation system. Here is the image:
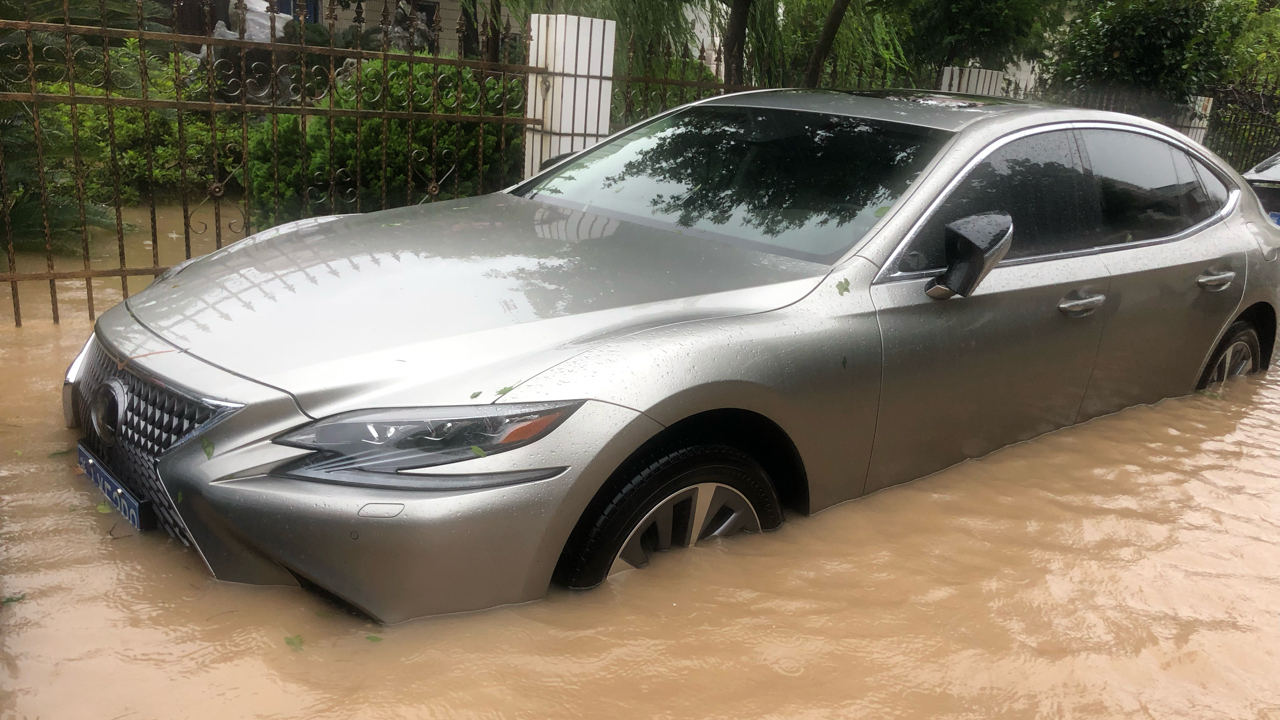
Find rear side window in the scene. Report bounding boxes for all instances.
[896,130,1090,273]
[1194,159,1230,210]
[1077,129,1210,245]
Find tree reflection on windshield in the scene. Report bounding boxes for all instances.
[521,105,950,263]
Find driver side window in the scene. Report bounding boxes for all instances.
[896,130,1091,274]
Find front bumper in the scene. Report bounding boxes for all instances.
[73,304,662,623]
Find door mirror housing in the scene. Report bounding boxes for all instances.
[925,212,1013,300]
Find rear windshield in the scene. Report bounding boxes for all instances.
[515,106,951,264]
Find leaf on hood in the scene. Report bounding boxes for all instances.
[48,449,73,458]
[96,502,112,514]
[366,635,383,642]
[470,391,482,399]
[284,634,304,650]
[495,386,514,396]
[1,594,25,605]
[835,278,851,296]
[470,445,487,458]
[201,436,215,460]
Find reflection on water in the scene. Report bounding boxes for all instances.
[3,321,1280,718]
[1,204,246,325]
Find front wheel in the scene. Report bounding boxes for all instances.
[554,445,783,590]
[1197,320,1262,389]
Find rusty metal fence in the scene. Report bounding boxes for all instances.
[0,3,913,327]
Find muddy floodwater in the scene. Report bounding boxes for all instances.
[4,318,1280,719]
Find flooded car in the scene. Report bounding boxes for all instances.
[60,90,1280,623]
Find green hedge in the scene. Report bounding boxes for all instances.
[247,58,525,226]
[21,45,524,250]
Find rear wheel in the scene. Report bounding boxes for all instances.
[554,444,782,589]
[1198,320,1262,389]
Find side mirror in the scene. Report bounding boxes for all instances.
[540,151,575,171]
[925,212,1013,300]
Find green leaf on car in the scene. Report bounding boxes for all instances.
[48,449,72,458]
[874,206,890,218]
[366,634,383,642]
[13,450,22,456]
[285,634,304,650]
[175,491,184,505]
[470,391,482,399]
[201,436,214,460]
[96,502,112,514]
[495,386,514,396]
[470,445,487,458]
[2,594,25,605]
[835,278,850,296]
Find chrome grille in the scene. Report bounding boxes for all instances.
[75,339,219,543]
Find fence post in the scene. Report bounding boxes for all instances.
[523,14,617,179]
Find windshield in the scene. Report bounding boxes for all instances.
[516,105,951,263]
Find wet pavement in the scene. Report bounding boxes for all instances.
[4,311,1280,718]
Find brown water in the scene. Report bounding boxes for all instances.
[1,203,244,326]
[4,319,1280,719]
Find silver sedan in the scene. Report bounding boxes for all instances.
[63,90,1280,622]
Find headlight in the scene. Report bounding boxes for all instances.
[273,402,581,488]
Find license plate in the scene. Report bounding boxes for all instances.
[78,443,148,531]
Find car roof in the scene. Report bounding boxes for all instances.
[700,88,1052,132]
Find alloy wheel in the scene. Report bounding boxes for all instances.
[1208,340,1255,385]
[609,482,761,577]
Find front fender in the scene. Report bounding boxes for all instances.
[501,262,884,512]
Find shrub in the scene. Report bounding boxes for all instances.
[1048,0,1254,102]
[246,57,525,227]
[37,40,240,208]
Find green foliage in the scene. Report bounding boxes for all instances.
[746,0,910,87]
[37,40,240,208]
[1230,7,1280,79]
[497,0,703,75]
[895,0,1067,70]
[1048,0,1255,102]
[246,57,523,227]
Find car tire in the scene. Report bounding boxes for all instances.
[554,444,783,590]
[1197,320,1263,389]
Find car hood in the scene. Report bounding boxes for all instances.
[127,195,828,417]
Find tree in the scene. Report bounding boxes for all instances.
[460,0,481,58]
[1048,0,1254,102]
[802,0,853,87]
[722,0,753,85]
[897,0,1067,72]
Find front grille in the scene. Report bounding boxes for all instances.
[75,338,220,543]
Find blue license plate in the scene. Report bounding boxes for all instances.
[78,444,145,531]
[1269,211,1280,226]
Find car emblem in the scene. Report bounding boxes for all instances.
[90,379,128,448]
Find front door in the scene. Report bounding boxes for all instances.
[865,127,1111,494]
[1074,128,1249,418]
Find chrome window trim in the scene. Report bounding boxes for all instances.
[874,120,1242,285]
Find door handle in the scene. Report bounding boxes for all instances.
[1058,293,1106,316]
[1197,269,1236,291]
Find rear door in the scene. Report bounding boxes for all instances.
[1075,128,1249,419]
[866,128,1111,494]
